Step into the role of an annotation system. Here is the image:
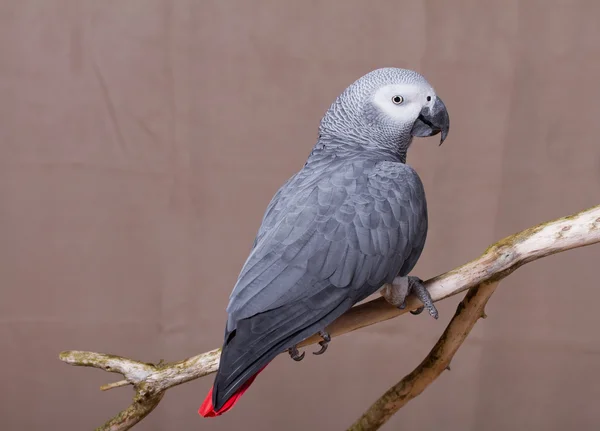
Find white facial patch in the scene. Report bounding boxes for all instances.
[371,84,431,124]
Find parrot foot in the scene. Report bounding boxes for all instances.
[380,276,438,319]
[312,330,331,355]
[288,345,305,362]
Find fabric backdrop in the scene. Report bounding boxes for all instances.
[1,1,599,430]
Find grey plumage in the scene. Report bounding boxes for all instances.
[210,68,449,411]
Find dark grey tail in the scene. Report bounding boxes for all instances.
[212,292,353,411]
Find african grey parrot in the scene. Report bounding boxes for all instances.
[200,67,450,417]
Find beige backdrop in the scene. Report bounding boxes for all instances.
[1,1,599,430]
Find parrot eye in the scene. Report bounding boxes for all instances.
[426,96,432,102]
[391,95,404,105]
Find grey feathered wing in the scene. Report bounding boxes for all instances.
[211,155,427,411]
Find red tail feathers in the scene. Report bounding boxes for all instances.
[199,365,268,417]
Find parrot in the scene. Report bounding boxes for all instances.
[199,67,450,417]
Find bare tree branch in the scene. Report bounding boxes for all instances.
[347,281,499,431]
[59,204,600,431]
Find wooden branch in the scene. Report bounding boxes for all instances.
[59,204,600,431]
[347,281,499,431]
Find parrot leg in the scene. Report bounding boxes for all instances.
[380,276,438,319]
[288,345,305,362]
[312,330,331,356]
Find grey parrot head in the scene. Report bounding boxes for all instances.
[318,68,449,152]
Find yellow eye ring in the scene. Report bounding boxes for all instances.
[392,95,404,105]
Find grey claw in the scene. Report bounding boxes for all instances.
[410,306,424,315]
[313,342,328,355]
[289,345,305,362]
[313,330,331,355]
[408,276,439,320]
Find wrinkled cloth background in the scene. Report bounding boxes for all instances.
[1,1,599,430]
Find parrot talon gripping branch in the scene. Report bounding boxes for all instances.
[380,276,438,319]
[407,276,438,319]
[288,345,306,362]
[312,330,331,355]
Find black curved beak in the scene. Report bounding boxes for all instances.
[410,96,450,145]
